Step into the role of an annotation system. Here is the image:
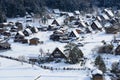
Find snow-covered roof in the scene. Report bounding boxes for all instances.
[101,13,110,20]
[93,20,102,28]
[92,69,103,75]
[25,28,32,34]
[72,29,79,38]
[53,9,60,14]
[104,22,112,28]
[55,16,64,25]
[96,16,102,21]
[18,31,25,36]
[33,27,39,32]
[67,13,74,17]
[80,21,87,28]
[27,54,40,59]
[104,9,114,17]
[74,10,80,15]
[26,14,32,18]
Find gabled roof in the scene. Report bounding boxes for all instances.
[92,69,103,75]
[74,10,80,15]
[69,29,79,38]
[80,21,87,28]
[93,20,102,28]
[18,31,25,36]
[104,22,112,28]
[25,28,32,34]
[53,9,60,14]
[67,13,74,17]
[101,13,110,20]
[50,16,64,26]
[104,9,114,17]
[96,16,102,21]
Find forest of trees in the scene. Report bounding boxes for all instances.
[0,0,120,22]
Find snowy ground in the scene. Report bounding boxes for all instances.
[0,17,120,80]
[0,57,91,80]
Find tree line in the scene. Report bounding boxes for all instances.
[0,0,120,22]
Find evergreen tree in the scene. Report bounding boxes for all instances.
[95,55,106,73]
[64,43,84,64]
[0,11,6,23]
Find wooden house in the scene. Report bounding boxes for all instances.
[23,28,32,36]
[91,20,103,31]
[15,22,23,31]
[0,42,11,50]
[52,19,60,26]
[68,30,79,39]
[14,31,25,42]
[67,13,75,22]
[10,26,18,32]
[29,37,39,45]
[2,31,11,37]
[25,14,33,22]
[78,21,87,28]
[50,47,67,59]
[91,69,104,80]
[103,9,114,18]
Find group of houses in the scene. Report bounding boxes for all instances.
[42,8,120,43]
[14,26,43,45]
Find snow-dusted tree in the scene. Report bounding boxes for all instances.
[18,55,25,65]
[98,44,113,54]
[111,61,120,79]
[64,43,84,64]
[39,48,44,57]
[111,62,119,73]
[95,55,106,73]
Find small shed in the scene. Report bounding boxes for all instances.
[91,69,104,80]
[29,37,39,45]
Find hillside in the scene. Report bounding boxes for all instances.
[0,0,120,19]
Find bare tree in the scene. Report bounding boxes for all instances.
[39,48,44,57]
[18,55,25,65]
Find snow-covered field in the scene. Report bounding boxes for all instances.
[0,17,120,80]
[0,57,91,80]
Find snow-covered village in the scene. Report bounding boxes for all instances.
[1,1,120,80]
